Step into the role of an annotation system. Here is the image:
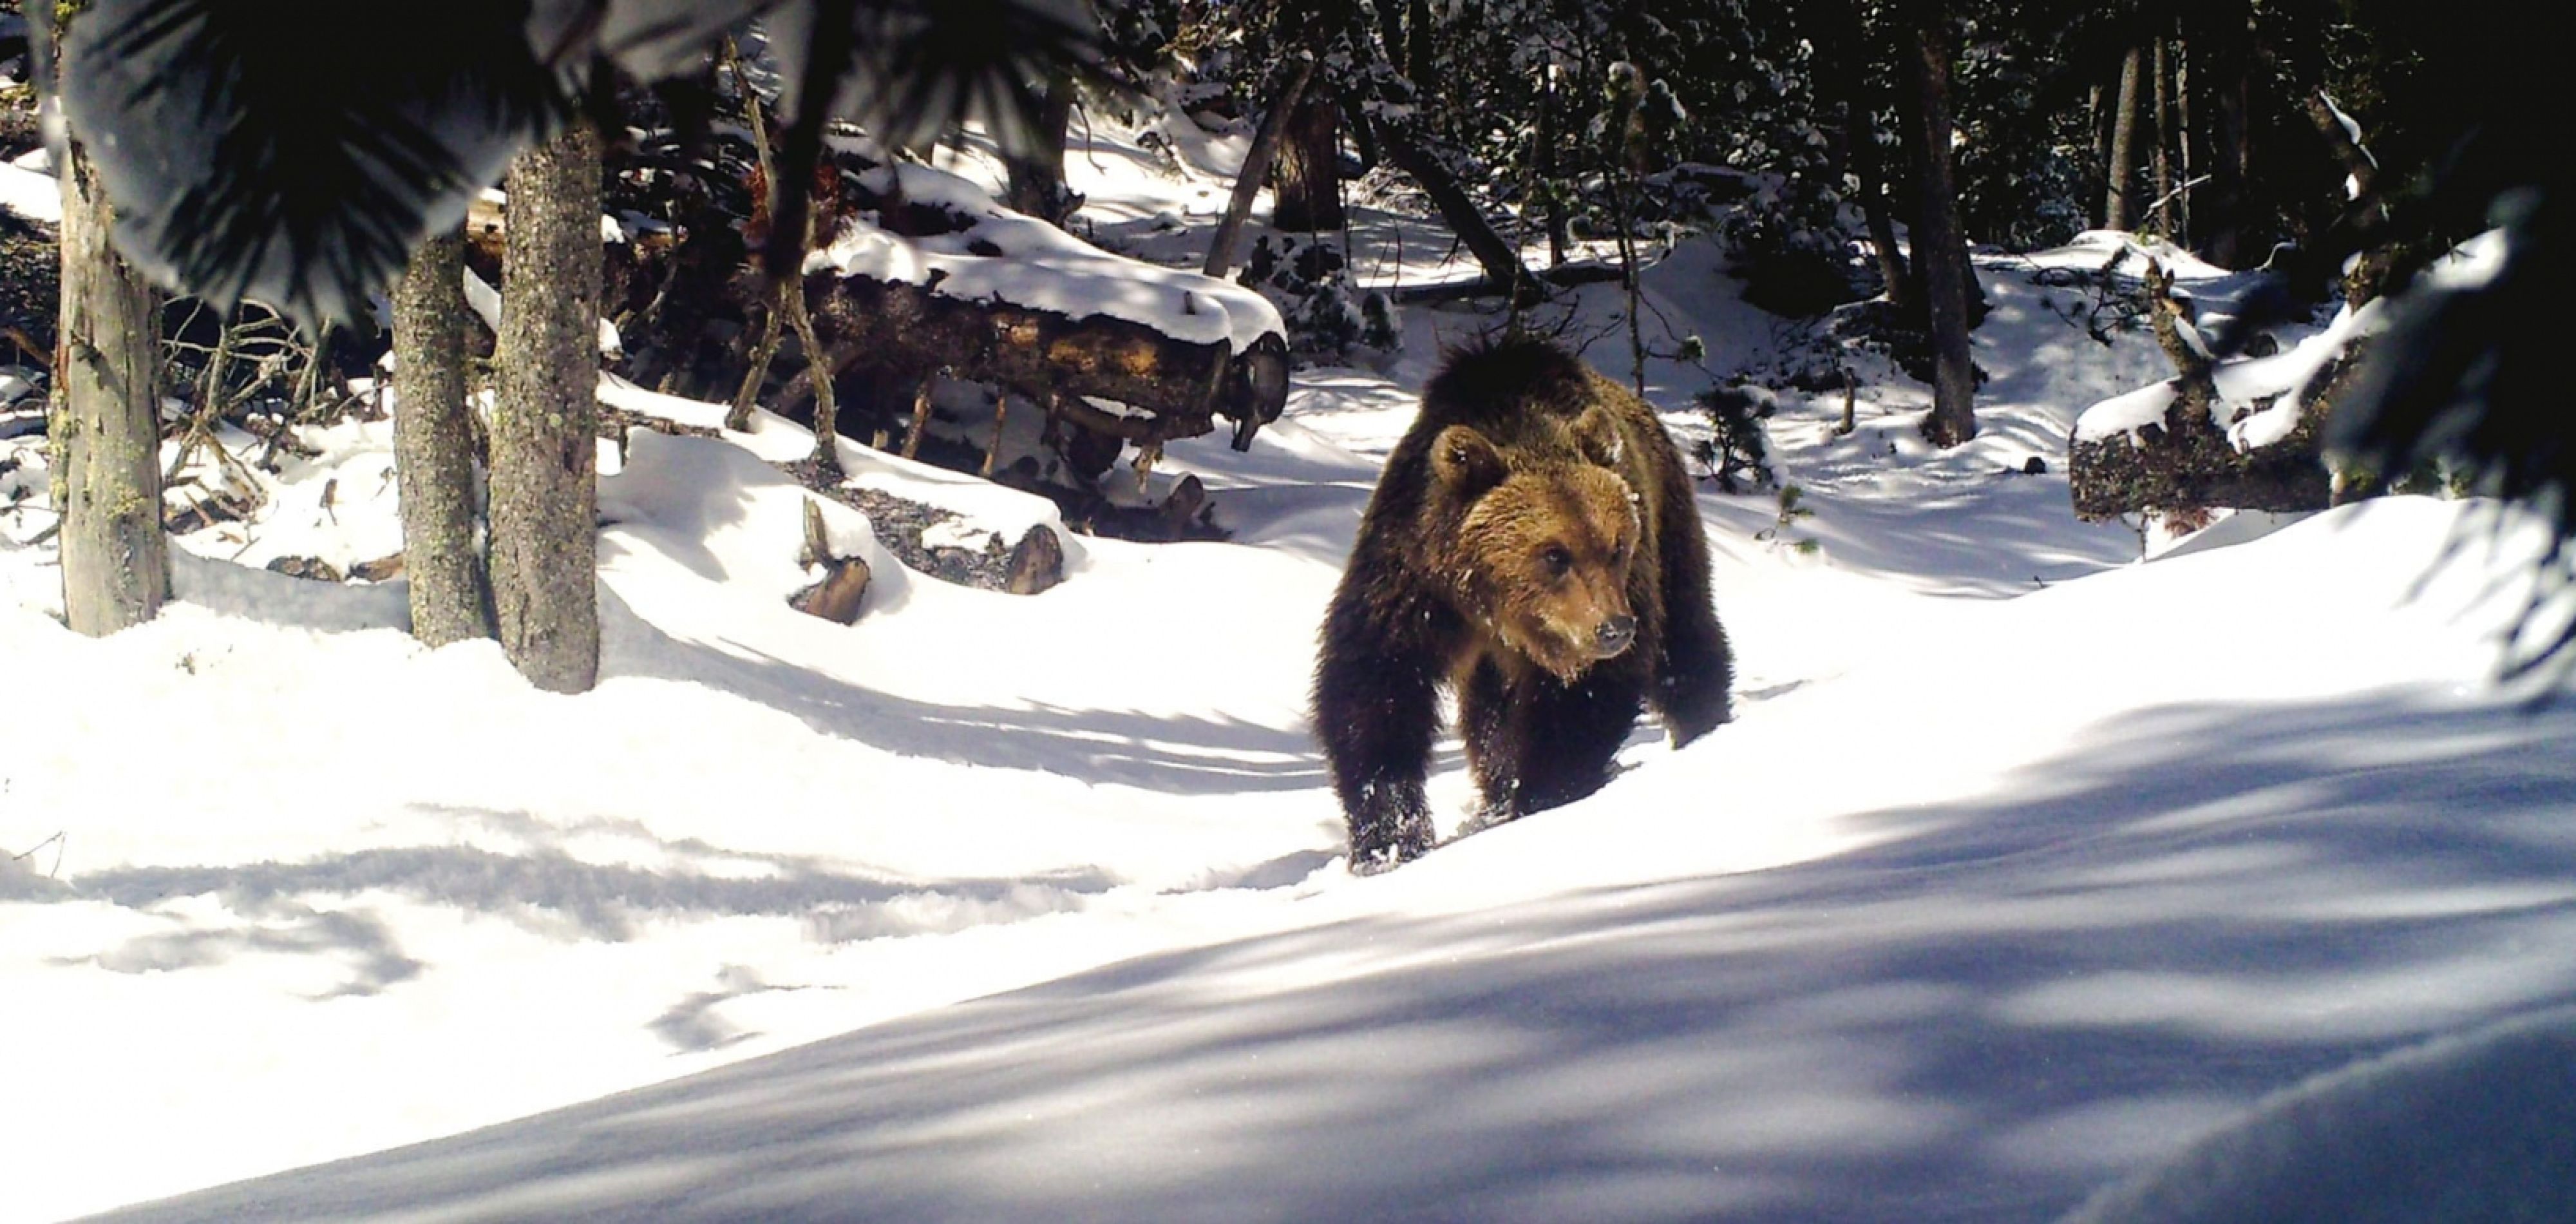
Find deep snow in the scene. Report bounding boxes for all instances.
[5,108,2573,1224]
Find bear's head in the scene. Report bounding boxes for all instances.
[1430,406,1643,682]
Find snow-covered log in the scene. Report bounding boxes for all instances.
[797,165,1289,454]
[2069,263,2367,519]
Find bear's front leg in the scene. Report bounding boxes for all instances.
[1314,645,1442,873]
[1508,668,1647,816]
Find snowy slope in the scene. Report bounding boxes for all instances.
[7,112,2575,1223]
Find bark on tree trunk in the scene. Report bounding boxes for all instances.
[2197,15,2253,267]
[2174,36,2193,240]
[490,122,603,694]
[2152,37,2174,236]
[391,226,494,646]
[1848,99,1912,312]
[1405,0,1435,82]
[1003,73,1079,225]
[1374,116,1540,300]
[53,137,169,636]
[1269,90,1345,233]
[2106,44,2145,231]
[1537,66,1570,266]
[1203,54,1316,278]
[1905,14,1977,447]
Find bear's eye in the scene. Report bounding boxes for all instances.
[1540,544,1574,579]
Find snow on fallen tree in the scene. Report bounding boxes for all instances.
[796,162,1291,459]
[2069,256,2360,519]
[2070,232,2511,520]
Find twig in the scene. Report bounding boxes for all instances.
[8,830,65,878]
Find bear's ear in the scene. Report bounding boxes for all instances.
[1571,405,1624,468]
[1430,426,1508,495]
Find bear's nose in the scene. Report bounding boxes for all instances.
[1595,615,1636,656]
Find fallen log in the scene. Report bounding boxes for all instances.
[800,263,1289,454]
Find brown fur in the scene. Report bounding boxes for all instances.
[1313,337,1735,870]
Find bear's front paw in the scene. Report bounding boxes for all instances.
[1347,788,1435,874]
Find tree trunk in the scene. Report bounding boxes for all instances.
[391,226,493,646]
[1905,12,1977,447]
[1374,115,1540,300]
[490,122,602,694]
[1003,72,1078,225]
[2152,37,2174,236]
[1537,65,1570,266]
[1203,54,1316,278]
[53,137,169,635]
[1269,90,1345,233]
[1849,98,1912,312]
[1405,0,1435,82]
[2106,44,2145,231]
[2174,36,2192,240]
[2196,13,2253,267]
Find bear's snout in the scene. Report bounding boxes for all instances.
[1593,615,1637,657]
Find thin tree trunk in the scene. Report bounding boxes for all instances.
[2152,37,2174,236]
[1204,54,1317,278]
[1538,64,1569,265]
[2089,82,2110,224]
[391,226,493,646]
[53,137,168,635]
[1270,90,1345,233]
[1405,0,1435,82]
[2175,36,2192,240]
[1850,99,1912,312]
[490,122,603,694]
[2106,44,2145,231]
[1905,12,1976,447]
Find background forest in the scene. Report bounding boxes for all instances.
[3,1,2570,1221]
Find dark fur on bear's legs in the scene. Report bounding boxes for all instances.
[1473,660,1649,825]
[1313,587,1453,870]
[1314,336,1736,871]
[1647,446,1736,743]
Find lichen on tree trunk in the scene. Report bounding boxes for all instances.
[53,137,168,636]
[392,226,495,646]
[489,122,603,694]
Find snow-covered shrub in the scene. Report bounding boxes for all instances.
[1240,234,1400,362]
[1694,383,1779,493]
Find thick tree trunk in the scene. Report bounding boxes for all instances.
[53,137,168,635]
[2106,44,2145,231]
[391,226,493,646]
[1003,73,1078,225]
[1203,54,1316,278]
[1904,14,1977,447]
[490,122,603,694]
[1269,90,1345,233]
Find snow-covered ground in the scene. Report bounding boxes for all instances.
[6,111,2574,1223]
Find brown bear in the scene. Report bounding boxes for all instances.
[1312,336,1734,872]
